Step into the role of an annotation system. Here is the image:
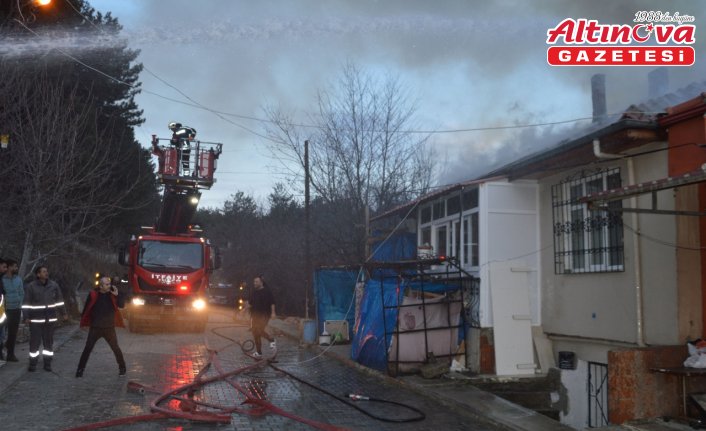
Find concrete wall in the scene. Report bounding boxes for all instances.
[539,146,679,346]
[631,145,679,345]
[540,166,636,344]
[559,360,589,430]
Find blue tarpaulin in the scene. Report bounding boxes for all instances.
[350,279,401,371]
[351,277,464,372]
[314,269,358,339]
[370,232,416,262]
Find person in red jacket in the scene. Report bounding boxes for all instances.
[76,274,126,377]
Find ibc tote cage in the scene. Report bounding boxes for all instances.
[365,257,480,376]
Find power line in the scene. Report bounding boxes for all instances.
[622,220,706,251]
[23,4,650,138]
[28,2,281,144]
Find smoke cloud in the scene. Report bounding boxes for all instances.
[70,0,706,205]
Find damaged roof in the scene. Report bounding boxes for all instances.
[373,80,706,222]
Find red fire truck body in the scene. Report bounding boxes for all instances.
[120,124,222,332]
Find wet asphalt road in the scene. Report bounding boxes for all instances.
[0,307,506,430]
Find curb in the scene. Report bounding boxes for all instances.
[269,318,572,431]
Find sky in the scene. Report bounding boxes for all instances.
[71,1,706,208]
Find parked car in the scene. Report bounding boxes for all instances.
[207,283,238,306]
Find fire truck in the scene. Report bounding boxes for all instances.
[118,123,222,333]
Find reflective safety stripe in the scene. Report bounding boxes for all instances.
[22,302,64,309]
[0,315,6,324]
[48,318,58,322]
[42,350,54,356]
[29,351,40,358]
[30,319,47,323]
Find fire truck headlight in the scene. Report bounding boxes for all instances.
[192,298,206,310]
[132,297,146,306]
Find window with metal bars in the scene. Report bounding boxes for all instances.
[552,168,624,274]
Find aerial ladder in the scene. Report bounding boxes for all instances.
[119,123,223,332]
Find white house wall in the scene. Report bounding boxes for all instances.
[539,146,678,347]
[479,180,540,328]
[631,146,678,345]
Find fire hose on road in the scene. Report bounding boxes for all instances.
[212,325,426,424]
[61,322,424,430]
[61,326,351,431]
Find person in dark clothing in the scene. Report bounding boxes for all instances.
[168,122,197,176]
[22,266,68,372]
[2,259,24,362]
[248,275,276,358]
[76,275,126,377]
[0,258,6,361]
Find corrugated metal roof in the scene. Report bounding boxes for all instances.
[484,118,660,179]
[373,80,706,222]
[486,80,706,180]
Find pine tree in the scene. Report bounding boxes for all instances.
[0,0,159,278]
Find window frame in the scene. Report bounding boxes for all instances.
[418,187,480,269]
[552,168,624,274]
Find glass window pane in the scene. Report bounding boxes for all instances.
[421,206,431,224]
[471,213,479,266]
[570,184,583,201]
[463,188,479,210]
[587,178,603,195]
[139,240,203,271]
[447,195,461,215]
[590,215,604,266]
[433,201,445,220]
[462,218,469,265]
[571,208,585,270]
[607,201,623,266]
[454,222,461,258]
[607,173,621,189]
[421,227,431,246]
[552,168,623,274]
[436,226,447,257]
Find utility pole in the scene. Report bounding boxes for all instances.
[304,140,311,319]
[364,205,370,260]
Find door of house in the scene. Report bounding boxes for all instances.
[588,361,609,427]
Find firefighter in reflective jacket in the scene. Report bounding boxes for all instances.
[22,266,67,372]
[0,258,7,356]
[0,292,6,326]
